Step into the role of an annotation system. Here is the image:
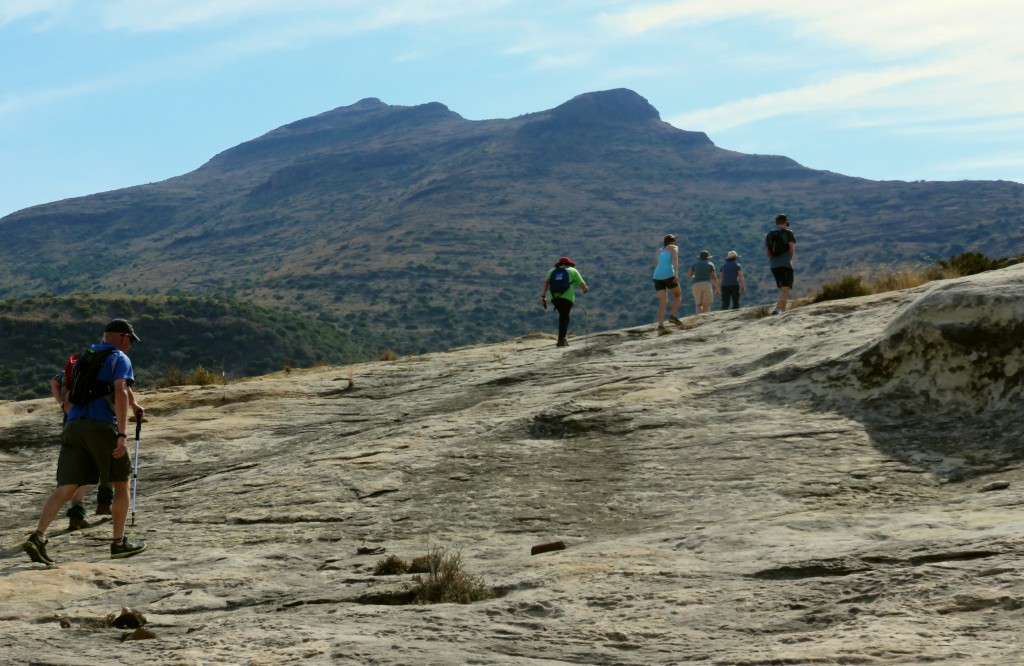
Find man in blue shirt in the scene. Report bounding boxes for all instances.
[49,367,114,527]
[24,319,148,565]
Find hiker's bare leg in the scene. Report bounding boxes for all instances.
[71,485,88,505]
[777,286,791,312]
[35,484,79,534]
[110,480,130,540]
[670,287,682,318]
[656,290,667,326]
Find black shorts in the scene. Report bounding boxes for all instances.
[771,266,794,289]
[653,277,679,291]
[57,419,132,486]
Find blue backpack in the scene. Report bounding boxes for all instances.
[549,266,572,297]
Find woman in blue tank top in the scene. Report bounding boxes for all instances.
[652,234,682,332]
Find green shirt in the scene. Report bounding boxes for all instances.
[546,266,585,303]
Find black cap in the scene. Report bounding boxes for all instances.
[105,319,140,342]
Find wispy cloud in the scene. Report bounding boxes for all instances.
[0,0,66,28]
[667,63,954,132]
[99,0,354,33]
[96,0,518,33]
[608,0,1024,137]
[0,79,111,116]
[604,0,1024,55]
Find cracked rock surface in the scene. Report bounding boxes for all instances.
[2,265,1024,665]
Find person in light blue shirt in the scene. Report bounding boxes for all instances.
[652,234,682,332]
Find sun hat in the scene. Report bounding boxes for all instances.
[726,250,740,259]
[555,256,576,267]
[698,250,711,260]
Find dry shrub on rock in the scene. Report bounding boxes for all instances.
[373,554,410,576]
[408,550,440,574]
[156,364,227,388]
[409,548,494,605]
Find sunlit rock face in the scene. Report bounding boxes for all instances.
[2,266,1024,665]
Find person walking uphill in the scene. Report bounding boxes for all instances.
[766,214,797,314]
[719,250,746,310]
[652,234,683,333]
[49,364,114,529]
[23,319,147,565]
[687,250,720,314]
[540,257,588,347]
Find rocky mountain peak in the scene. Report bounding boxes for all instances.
[547,88,662,124]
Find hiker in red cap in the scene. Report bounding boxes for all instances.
[540,257,588,347]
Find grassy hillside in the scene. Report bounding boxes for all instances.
[0,294,387,401]
[1,89,1022,361]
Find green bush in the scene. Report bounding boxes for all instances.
[936,251,1015,277]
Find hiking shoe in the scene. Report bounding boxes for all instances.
[771,308,782,315]
[23,532,56,566]
[111,536,146,559]
[669,315,683,325]
[556,338,568,347]
[67,504,91,531]
[95,503,112,516]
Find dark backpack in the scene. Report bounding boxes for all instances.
[549,266,572,297]
[62,354,79,392]
[67,347,117,406]
[767,228,791,257]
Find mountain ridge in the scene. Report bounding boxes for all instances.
[1,88,1021,360]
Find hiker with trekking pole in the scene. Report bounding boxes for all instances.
[540,256,589,348]
[50,360,115,529]
[23,319,148,565]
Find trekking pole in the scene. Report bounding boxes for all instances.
[581,290,590,346]
[131,418,141,527]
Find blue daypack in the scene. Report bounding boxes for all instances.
[549,266,572,297]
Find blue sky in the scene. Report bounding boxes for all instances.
[2,0,1023,219]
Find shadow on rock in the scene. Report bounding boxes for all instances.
[766,266,1024,480]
